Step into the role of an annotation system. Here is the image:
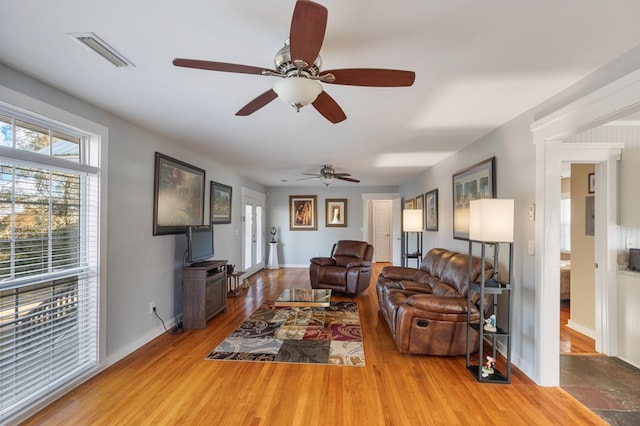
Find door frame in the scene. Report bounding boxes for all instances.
[531,68,640,386]
[362,193,402,266]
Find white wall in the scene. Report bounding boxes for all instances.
[265,185,397,266]
[0,63,265,363]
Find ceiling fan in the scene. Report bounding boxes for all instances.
[172,0,415,123]
[297,165,360,186]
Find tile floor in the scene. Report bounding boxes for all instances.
[560,301,640,424]
[560,355,640,425]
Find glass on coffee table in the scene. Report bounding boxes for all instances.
[274,289,332,332]
[274,288,331,307]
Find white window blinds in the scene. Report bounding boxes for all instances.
[0,109,99,423]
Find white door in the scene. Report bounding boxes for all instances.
[241,188,266,275]
[373,200,392,262]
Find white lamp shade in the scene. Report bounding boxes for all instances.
[469,199,514,242]
[273,77,322,108]
[403,209,423,232]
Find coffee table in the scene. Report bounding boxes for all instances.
[274,288,331,307]
[274,289,332,331]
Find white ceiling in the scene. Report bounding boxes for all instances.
[2,0,640,187]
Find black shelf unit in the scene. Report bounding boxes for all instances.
[403,251,422,268]
[403,231,422,267]
[466,240,513,384]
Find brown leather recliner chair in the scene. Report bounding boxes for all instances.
[309,240,374,295]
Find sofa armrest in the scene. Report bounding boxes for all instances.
[380,266,420,281]
[406,294,469,315]
[345,260,372,269]
[310,257,335,267]
[399,281,432,294]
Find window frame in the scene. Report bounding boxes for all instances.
[0,91,107,424]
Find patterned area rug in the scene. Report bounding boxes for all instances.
[206,301,364,366]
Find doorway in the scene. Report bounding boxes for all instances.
[241,188,266,275]
[361,193,402,266]
[560,163,598,355]
[532,93,636,385]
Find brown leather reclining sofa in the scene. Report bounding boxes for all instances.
[376,248,493,356]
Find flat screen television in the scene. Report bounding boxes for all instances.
[187,225,214,265]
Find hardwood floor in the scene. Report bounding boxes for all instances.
[23,264,606,425]
[560,300,596,354]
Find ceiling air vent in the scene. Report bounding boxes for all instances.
[68,32,134,67]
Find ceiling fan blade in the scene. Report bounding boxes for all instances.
[289,0,327,67]
[235,89,278,116]
[312,91,346,124]
[173,58,276,76]
[333,172,351,177]
[335,176,360,183]
[323,68,416,87]
[296,176,320,181]
[302,173,322,177]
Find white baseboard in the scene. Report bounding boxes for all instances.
[567,320,596,339]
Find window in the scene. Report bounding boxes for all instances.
[0,108,99,422]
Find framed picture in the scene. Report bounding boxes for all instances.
[425,189,438,232]
[210,181,232,224]
[404,198,415,209]
[588,172,595,193]
[290,195,317,231]
[452,157,496,240]
[153,152,205,235]
[326,198,347,227]
[414,194,425,230]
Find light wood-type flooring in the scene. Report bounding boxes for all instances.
[23,264,606,425]
[560,300,596,354]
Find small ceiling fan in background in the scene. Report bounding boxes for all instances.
[172,0,415,123]
[296,165,360,186]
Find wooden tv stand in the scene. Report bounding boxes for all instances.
[182,259,227,329]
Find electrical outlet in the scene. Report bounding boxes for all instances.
[149,301,156,314]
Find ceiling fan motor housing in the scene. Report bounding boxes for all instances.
[275,42,321,77]
[320,165,335,177]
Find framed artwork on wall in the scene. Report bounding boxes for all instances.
[404,198,415,209]
[452,157,496,240]
[425,189,438,232]
[588,172,595,193]
[415,194,425,230]
[290,195,317,231]
[325,198,347,227]
[210,181,232,224]
[153,152,205,235]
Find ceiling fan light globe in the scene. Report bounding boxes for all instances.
[320,176,333,186]
[273,77,322,111]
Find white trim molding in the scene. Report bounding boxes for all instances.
[530,69,640,386]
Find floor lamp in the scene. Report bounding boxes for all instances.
[403,209,423,267]
[468,198,514,383]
